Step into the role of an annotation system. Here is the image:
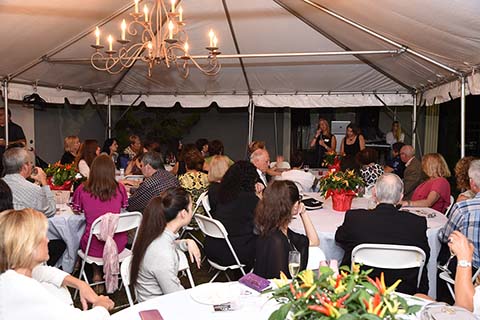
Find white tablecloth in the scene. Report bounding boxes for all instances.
[289,195,447,298]
[47,204,86,273]
[110,282,430,320]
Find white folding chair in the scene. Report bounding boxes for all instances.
[120,255,135,307]
[445,195,455,218]
[439,266,480,299]
[198,191,213,218]
[75,211,142,297]
[179,191,209,247]
[306,246,327,270]
[195,214,246,282]
[177,249,196,288]
[351,243,426,289]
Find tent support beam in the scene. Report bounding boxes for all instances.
[3,81,9,145]
[460,77,466,158]
[412,93,417,150]
[6,3,135,81]
[302,0,462,76]
[107,95,112,139]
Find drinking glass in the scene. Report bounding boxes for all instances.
[288,251,301,278]
[303,164,310,172]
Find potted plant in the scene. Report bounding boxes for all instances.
[322,151,342,172]
[318,169,364,211]
[268,266,421,320]
[45,162,82,191]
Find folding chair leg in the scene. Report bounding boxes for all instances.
[186,232,204,249]
[209,270,221,283]
[446,283,455,300]
[225,272,231,282]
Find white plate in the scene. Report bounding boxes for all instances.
[189,282,240,305]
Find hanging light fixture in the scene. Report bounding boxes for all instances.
[90,0,221,78]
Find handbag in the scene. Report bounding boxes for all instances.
[420,302,478,320]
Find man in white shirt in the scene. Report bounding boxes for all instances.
[2,147,56,217]
[278,151,316,193]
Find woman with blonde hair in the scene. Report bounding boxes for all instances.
[0,209,113,319]
[401,153,451,213]
[310,118,337,167]
[386,121,405,145]
[60,135,80,165]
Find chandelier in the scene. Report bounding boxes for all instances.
[90,0,221,78]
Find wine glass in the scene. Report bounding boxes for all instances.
[438,250,455,275]
[288,251,301,278]
[303,164,310,172]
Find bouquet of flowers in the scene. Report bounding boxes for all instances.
[318,170,364,199]
[322,151,342,171]
[45,162,82,190]
[268,266,421,320]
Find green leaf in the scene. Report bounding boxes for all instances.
[269,303,291,320]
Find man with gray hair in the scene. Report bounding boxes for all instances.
[127,151,180,212]
[250,148,270,186]
[400,145,424,199]
[438,159,480,269]
[1,147,55,217]
[335,173,430,294]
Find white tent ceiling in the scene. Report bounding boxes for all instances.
[1,0,479,107]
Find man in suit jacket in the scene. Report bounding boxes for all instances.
[335,173,430,294]
[400,145,424,199]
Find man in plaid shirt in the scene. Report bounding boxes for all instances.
[438,159,480,268]
[127,151,180,212]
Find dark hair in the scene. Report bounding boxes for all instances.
[195,139,208,152]
[290,151,304,168]
[0,180,13,211]
[83,154,119,201]
[347,123,361,136]
[255,180,299,236]
[184,148,204,171]
[178,143,198,162]
[130,188,190,287]
[392,142,405,153]
[218,161,259,203]
[208,140,224,156]
[356,147,378,166]
[75,139,98,167]
[101,138,118,155]
[144,141,162,153]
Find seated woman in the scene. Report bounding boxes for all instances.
[357,147,384,187]
[0,208,114,319]
[75,139,100,178]
[171,143,197,176]
[206,155,231,213]
[72,154,128,285]
[254,180,320,279]
[385,121,405,145]
[203,140,234,172]
[447,231,480,314]
[204,161,263,272]
[60,135,80,165]
[454,156,479,203]
[100,138,119,165]
[178,148,209,209]
[401,153,451,213]
[130,188,201,302]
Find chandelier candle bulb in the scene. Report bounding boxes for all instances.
[209,29,214,47]
[171,0,175,12]
[178,6,183,22]
[95,27,100,46]
[144,5,149,22]
[184,42,189,54]
[168,20,174,39]
[107,35,113,51]
[134,0,139,14]
[213,36,218,48]
[121,19,127,41]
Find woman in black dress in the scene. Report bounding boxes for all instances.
[204,161,264,272]
[340,123,365,170]
[254,180,319,279]
[60,135,80,165]
[310,118,336,167]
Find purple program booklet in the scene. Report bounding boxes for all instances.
[238,273,271,292]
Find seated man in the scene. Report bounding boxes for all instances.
[400,145,424,199]
[278,151,316,192]
[127,151,180,212]
[335,173,430,294]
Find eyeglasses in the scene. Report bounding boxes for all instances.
[298,194,303,202]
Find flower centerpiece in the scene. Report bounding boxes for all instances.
[44,162,81,191]
[268,266,421,320]
[322,151,342,172]
[318,170,364,211]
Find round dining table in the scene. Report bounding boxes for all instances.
[289,194,447,298]
[110,281,430,320]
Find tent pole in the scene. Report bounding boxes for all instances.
[107,95,112,139]
[460,77,466,158]
[3,81,9,146]
[248,99,255,144]
[302,0,462,76]
[412,93,417,150]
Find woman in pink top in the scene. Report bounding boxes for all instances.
[72,154,128,282]
[401,153,451,213]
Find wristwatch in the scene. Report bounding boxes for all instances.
[458,260,472,268]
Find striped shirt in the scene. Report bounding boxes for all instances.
[2,173,56,217]
[438,193,480,267]
[127,169,180,212]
